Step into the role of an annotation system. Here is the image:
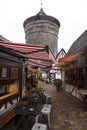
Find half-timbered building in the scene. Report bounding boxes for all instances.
[58,30,87,102]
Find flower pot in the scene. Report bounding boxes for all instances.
[25,90,33,97]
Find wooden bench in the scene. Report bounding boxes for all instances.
[0,109,16,128]
[0,100,29,128]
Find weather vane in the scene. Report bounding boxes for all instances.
[40,0,43,8]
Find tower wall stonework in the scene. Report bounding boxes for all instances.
[24,20,59,55]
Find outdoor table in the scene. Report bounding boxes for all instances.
[26,96,42,107]
[14,104,36,130]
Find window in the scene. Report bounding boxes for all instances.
[76,68,83,89]
[10,67,19,79]
[65,69,76,85]
[0,67,8,79]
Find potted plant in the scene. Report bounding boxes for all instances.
[54,79,62,91]
[25,84,33,96]
[25,84,37,96]
[31,87,37,95]
[25,84,32,90]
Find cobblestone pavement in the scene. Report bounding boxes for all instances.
[1,81,87,130]
[38,81,87,130]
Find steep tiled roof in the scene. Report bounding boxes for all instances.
[0,35,11,42]
[56,48,66,60]
[67,30,87,55]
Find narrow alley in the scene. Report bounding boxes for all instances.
[1,81,87,130]
[39,81,87,130]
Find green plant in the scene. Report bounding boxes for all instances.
[31,87,37,93]
[54,79,62,90]
[39,75,44,81]
[25,84,37,94]
[25,84,32,90]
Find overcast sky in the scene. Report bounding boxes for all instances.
[0,0,87,52]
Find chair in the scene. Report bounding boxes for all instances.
[43,104,52,109]
[34,104,52,124]
[41,105,52,127]
[31,123,47,130]
[37,90,46,104]
[35,114,40,123]
[43,92,52,104]
[31,109,41,123]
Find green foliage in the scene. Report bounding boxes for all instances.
[54,79,62,90]
[31,87,37,93]
[25,84,37,94]
[25,84,32,90]
[39,75,44,81]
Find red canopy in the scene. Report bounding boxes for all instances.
[0,42,56,70]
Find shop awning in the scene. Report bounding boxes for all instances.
[0,42,56,70]
[28,67,38,73]
[58,49,87,66]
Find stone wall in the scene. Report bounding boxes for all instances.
[24,20,59,55]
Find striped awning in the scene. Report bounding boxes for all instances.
[0,42,56,70]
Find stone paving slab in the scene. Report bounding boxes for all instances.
[38,81,87,130]
[1,81,87,130]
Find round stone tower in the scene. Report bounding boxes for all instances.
[23,8,60,55]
